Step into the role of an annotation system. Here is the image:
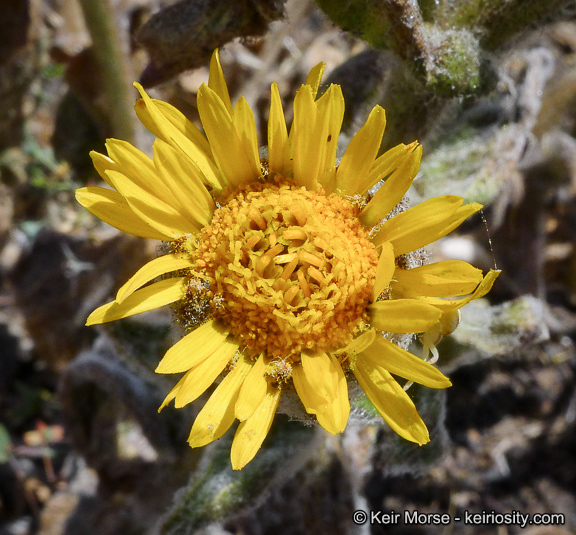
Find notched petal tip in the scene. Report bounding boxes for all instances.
[86,277,186,326]
[132,82,149,108]
[305,62,326,98]
[230,385,281,470]
[208,48,233,115]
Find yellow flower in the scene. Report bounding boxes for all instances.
[77,50,499,470]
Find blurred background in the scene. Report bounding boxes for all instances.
[1,0,576,534]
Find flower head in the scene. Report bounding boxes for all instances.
[77,50,499,470]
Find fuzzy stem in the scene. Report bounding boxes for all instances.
[78,0,135,143]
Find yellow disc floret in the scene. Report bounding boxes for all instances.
[180,180,379,359]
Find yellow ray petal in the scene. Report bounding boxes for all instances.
[231,384,281,470]
[419,269,501,312]
[116,253,194,304]
[208,49,233,115]
[373,241,395,301]
[353,357,429,445]
[89,151,116,187]
[305,62,326,98]
[372,196,482,255]
[360,144,422,228]
[75,187,173,241]
[235,354,268,421]
[335,105,386,195]
[337,328,376,355]
[318,354,350,434]
[153,139,215,227]
[133,94,212,157]
[268,83,291,177]
[105,139,177,207]
[292,362,325,414]
[197,83,260,187]
[292,357,349,435]
[418,270,500,356]
[133,82,223,191]
[188,356,253,447]
[315,355,349,434]
[86,277,186,326]
[315,84,345,190]
[391,260,484,298]
[286,62,327,158]
[292,84,319,189]
[159,374,185,411]
[369,141,422,204]
[351,143,411,196]
[174,340,238,408]
[106,169,200,237]
[233,96,260,173]
[155,319,231,374]
[360,336,451,389]
[300,350,339,403]
[369,299,442,333]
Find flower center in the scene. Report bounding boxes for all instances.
[181,181,378,360]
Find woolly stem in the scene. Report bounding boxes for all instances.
[78,0,136,143]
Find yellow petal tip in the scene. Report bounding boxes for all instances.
[85,314,98,327]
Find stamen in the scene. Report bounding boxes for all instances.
[249,209,267,230]
[274,253,297,265]
[273,278,286,291]
[284,228,307,241]
[297,269,311,298]
[188,269,210,281]
[255,244,284,277]
[307,266,325,284]
[269,232,278,247]
[284,285,300,305]
[279,257,299,280]
[265,243,285,258]
[299,251,322,267]
[246,234,261,250]
[255,255,272,276]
